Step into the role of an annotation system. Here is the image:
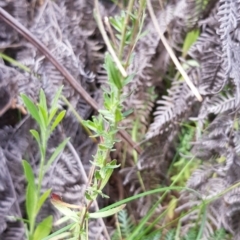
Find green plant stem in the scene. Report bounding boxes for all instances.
[115,213,123,240]
[86,219,89,240]
[196,204,207,240]
[118,0,135,59]
[79,179,106,238]
[0,52,31,72]
[37,155,45,195]
[79,68,123,238]
[79,149,111,237]
[37,132,47,196]
[61,95,98,143]
[175,212,182,239]
[137,171,146,192]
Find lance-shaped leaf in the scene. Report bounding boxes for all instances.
[42,223,74,240]
[51,110,66,132]
[39,89,48,112]
[21,94,41,126]
[30,130,41,148]
[50,86,64,113]
[36,189,52,215]
[89,204,126,219]
[22,160,35,185]
[45,138,70,170]
[26,183,38,227]
[50,193,80,222]
[33,215,53,240]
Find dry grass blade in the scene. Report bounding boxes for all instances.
[147,0,203,102]
[94,0,127,77]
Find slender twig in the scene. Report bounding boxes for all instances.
[146,0,203,102]
[0,7,142,154]
[94,0,127,78]
[0,97,15,117]
[104,16,117,48]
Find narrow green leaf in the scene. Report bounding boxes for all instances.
[100,192,110,199]
[51,110,66,132]
[30,130,41,147]
[115,108,123,122]
[99,186,201,213]
[0,52,31,73]
[26,183,38,226]
[99,168,114,190]
[46,138,70,170]
[54,216,71,226]
[122,109,133,118]
[105,53,122,89]
[36,189,51,215]
[22,160,35,185]
[33,215,53,240]
[38,105,48,127]
[42,223,75,240]
[39,89,48,113]
[82,120,97,132]
[50,86,63,113]
[106,160,121,169]
[98,110,114,122]
[184,59,199,68]
[98,144,109,150]
[182,29,199,57]
[48,108,58,126]
[138,30,148,39]
[21,94,41,126]
[85,192,93,201]
[109,17,122,32]
[123,74,135,86]
[51,201,78,222]
[89,204,126,219]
